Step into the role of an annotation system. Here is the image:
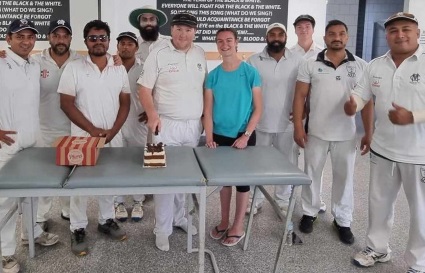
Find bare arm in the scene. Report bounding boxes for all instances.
[60,93,106,137]
[105,92,130,143]
[138,84,160,133]
[293,81,310,148]
[359,99,374,155]
[233,86,262,149]
[202,89,216,148]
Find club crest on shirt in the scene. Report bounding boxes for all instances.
[40,69,49,78]
[346,66,356,78]
[420,167,425,183]
[197,63,203,72]
[372,75,381,87]
[168,63,179,73]
[6,62,12,69]
[410,73,420,84]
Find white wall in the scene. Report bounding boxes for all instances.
[404,0,425,45]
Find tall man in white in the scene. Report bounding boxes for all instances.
[138,12,206,251]
[58,20,130,256]
[293,20,373,245]
[0,19,59,273]
[345,12,425,273]
[247,23,303,215]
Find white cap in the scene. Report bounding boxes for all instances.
[266,23,286,35]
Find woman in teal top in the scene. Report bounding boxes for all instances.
[203,28,262,247]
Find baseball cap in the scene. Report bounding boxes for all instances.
[171,13,197,28]
[129,5,168,29]
[116,31,138,43]
[7,19,39,34]
[266,23,287,35]
[293,14,316,28]
[384,12,418,28]
[48,19,72,34]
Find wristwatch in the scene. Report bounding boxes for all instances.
[244,131,252,138]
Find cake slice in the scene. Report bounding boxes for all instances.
[143,142,166,168]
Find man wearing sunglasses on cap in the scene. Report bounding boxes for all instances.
[58,20,130,256]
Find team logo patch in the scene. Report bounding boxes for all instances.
[168,63,179,73]
[421,167,425,183]
[40,69,49,78]
[197,63,203,71]
[410,73,420,84]
[346,66,356,78]
[57,19,65,25]
[6,62,12,69]
[336,76,341,81]
[372,75,382,87]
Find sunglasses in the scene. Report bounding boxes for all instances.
[86,35,109,42]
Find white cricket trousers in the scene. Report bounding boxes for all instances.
[366,153,425,271]
[152,117,201,236]
[115,118,149,204]
[250,131,299,206]
[302,136,356,227]
[0,152,43,256]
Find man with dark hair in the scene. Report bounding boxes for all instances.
[293,20,373,244]
[128,5,169,62]
[138,12,206,251]
[346,12,425,273]
[114,31,146,222]
[0,19,59,273]
[58,19,130,256]
[246,23,303,216]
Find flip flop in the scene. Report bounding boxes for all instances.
[209,226,228,240]
[221,232,246,247]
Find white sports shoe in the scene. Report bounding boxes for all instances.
[131,201,144,222]
[115,203,128,222]
[155,234,169,251]
[2,255,20,273]
[407,267,425,273]
[22,231,59,246]
[319,201,327,213]
[245,202,262,215]
[353,247,391,267]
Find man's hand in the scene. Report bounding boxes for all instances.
[88,127,107,138]
[388,102,414,125]
[294,126,307,148]
[0,130,16,148]
[146,113,160,135]
[232,135,248,149]
[359,134,372,155]
[0,50,6,58]
[104,129,119,144]
[344,95,357,116]
[112,54,122,66]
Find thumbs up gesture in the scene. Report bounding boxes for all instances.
[344,95,357,116]
[388,102,414,125]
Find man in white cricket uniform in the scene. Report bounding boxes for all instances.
[128,5,170,63]
[247,23,303,215]
[293,20,373,245]
[33,19,81,230]
[346,13,425,273]
[0,19,59,273]
[138,13,207,251]
[58,20,130,256]
[114,31,146,222]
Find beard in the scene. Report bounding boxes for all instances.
[50,43,70,56]
[139,25,159,41]
[89,45,107,57]
[267,40,286,53]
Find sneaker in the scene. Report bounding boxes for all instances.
[2,255,20,273]
[36,221,48,232]
[407,267,425,273]
[353,247,391,267]
[319,201,327,213]
[131,201,144,222]
[245,202,262,215]
[22,231,59,246]
[61,213,70,221]
[155,234,169,251]
[115,203,128,222]
[71,228,88,256]
[174,222,198,236]
[97,219,127,241]
[299,215,317,234]
[333,220,354,245]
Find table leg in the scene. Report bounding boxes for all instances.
[243,185,260,250]
[198,187,206,273]
[187,193,194,253]
[23,197,36,258]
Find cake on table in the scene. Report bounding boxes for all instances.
[143,142,166,168]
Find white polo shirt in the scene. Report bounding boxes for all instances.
[353,46,425,164]
[136,34,171,63]
[0,48,40,151]
[247,47,303,133]
[57,54,131,139]
[297,49,367,141]
[32,49,82,144]
[137,40,207,120]
[126,57,144,119]
[290,41,323,59]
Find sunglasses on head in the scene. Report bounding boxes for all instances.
[86,35,109,42]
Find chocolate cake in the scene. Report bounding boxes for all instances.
[143,142,166,168]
